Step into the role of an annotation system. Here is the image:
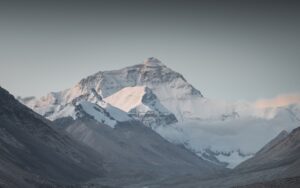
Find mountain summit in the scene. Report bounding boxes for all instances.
[143,57,166,67]
[22,58,203,123]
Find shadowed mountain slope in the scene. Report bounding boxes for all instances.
[0,87,104,188]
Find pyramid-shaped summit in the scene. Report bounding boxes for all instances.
[143,57,165,67]
[21,58,203,123]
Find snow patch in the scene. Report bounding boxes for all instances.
[79,101,117,128]
[104,86,146,112]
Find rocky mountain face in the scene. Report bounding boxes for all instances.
[20,57,300,169]
[53,117,223,187]
[234,176,300,188]
[254,130,289,155]
[236,126,300,175]
[0,87,105,188]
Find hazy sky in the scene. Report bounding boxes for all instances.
[0,0,299,100]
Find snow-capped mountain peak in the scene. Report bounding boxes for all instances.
[143,57,166,67]
[74,57,203,99]
[19,58,300,169]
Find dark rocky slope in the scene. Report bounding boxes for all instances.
[54,116,225,187]
[0,87,104,188]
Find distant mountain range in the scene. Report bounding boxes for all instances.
[20,57,300,168]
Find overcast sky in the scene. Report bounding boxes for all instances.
[0,0,299,100]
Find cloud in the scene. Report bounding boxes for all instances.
[255,93,300,109]
[157,115,299,156]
